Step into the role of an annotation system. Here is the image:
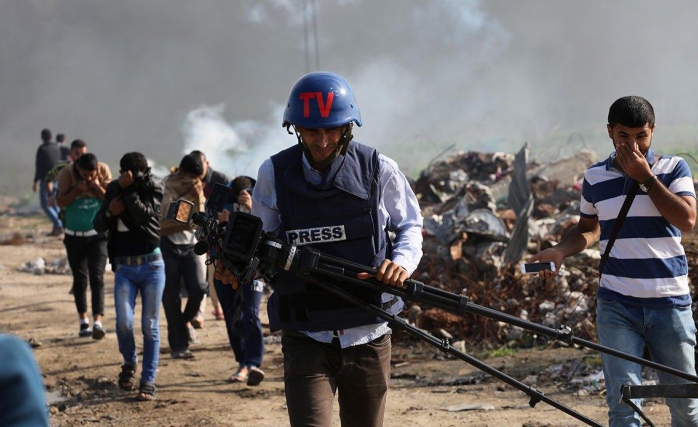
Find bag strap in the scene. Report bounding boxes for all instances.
[598,180,640,276]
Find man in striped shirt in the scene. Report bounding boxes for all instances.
[533,96,697,426]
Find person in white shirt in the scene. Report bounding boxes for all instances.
[241,71,422,427]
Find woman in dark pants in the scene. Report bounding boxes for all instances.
[213,176,265,385]
[214,277,266,385]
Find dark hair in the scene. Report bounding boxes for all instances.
[75,153,98,171]
[608,96,655,128]
[56,133,65,143]
[178,153,204,176]
[189,150,206,162]
[70,139,87,149]
[119,152,149,174]
[41,128,52,141]
[231,175,256,195]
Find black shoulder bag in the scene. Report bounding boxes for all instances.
[598,180,640,276]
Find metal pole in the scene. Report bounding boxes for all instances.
[303,0,310,73]
[311,0,320,70]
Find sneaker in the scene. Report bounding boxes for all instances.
[171,349,195,359]
[47,228,63,237]
[187,325,201,345]
[92,323,105,340]
[247,366,265,386]
[190,315,205,329]
[78,323,92,337]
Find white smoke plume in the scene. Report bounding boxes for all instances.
[181,104,290,180]
[3,0,698,197]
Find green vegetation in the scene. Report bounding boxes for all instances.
[487,346,516,358]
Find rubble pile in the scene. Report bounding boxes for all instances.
[410,147,605,348]
[414,151,520,205]
[411,147,698,349]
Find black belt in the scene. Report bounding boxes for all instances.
[114,253,162,266]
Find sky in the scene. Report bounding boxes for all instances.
[3,0,698,197]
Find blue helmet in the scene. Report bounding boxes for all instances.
[282,72,362,129]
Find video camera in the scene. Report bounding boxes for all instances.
[164,183,297,283]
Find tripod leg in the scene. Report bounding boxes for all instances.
[303,276,605,427]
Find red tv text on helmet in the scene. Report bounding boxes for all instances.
[299,92,335,118]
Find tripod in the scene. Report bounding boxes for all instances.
[278,246,698,427]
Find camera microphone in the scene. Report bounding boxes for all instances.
[193,240,210,256]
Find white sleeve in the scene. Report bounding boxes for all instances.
[378,155,423,275]
[251,159,282,235]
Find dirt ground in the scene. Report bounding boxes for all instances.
[0,213,680,427]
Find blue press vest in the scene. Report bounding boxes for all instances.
[267,142,403,332]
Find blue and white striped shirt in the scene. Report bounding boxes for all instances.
[580,149,696,302]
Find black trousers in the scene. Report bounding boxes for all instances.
[161,238,208,352]
[214,278,265,368]
[63,233,107,317]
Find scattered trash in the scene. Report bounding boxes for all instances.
[0,233,28,246]
[27,337,43,348]
[570,371,605,387]
[45,390,66,405]
[451,340,466,353]
[16,257,71,275]
[21,257,45,275]
[442,403,495,412]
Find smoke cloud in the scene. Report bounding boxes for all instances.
[3,0,698,197]
[180,103,288,178]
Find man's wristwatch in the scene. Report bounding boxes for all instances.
[639,175,658,192]
[105,210,112,218]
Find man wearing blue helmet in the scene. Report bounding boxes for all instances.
[250,72,423,426]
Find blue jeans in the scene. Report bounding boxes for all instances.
[39,180,62,231]
[114,258,165,386]
[215,278,265,368]
[597,299,698,427]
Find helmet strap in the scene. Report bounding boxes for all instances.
[338,123,354,156]
[294,123,354,171]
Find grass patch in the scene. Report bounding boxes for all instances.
[487,346,516,358]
